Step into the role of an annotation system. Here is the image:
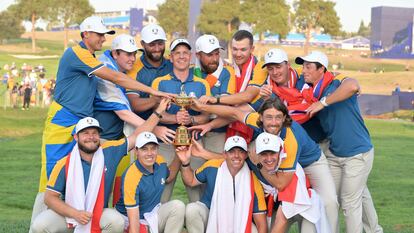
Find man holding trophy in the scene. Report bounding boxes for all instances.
[151,38,211,203]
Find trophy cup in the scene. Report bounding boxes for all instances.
[172,91,194,146]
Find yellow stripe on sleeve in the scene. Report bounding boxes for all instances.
[195,159,224,175]
[225,66,236,95]
[47,157,67,187]
[193,76,212,96]
[279,128,298,170]
[102,138,126,149]
[124,165,143,206]
[156,155,166,164]
[245,112,260,128]
[151,75,171,91]
[249,61,267,86]
[252,173,267,211]
[72,46,102,68]
[126,59,144,80]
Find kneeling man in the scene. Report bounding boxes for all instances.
[32,99,169,233]
[115,132,185,233]
[176,136,267,233]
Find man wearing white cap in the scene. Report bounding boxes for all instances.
[31,100,168,233]
[151,38,211,203]
[196,30,267,146]
[127,24,174,126]
[295,51,382,233]
[192,34,234,154]
[93,34,174,207]
[175,136,267,233]
[254,132,330,233]
[31,16,173,227]
[115,132,185,233]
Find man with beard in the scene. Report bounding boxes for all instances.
[193,34,234,155]
[127,24,174,134]
[31,17,171,231]
[198,30,267,144]
[31,98,169,233]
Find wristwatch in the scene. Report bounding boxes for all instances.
[320,97,329,107]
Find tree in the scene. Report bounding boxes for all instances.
[293,0,341,54]
[49,0,94,49]
[157,0,189,38]
[241,0,290,42]
[11,0,52,53]
[0,8,25,43]
[357,20,370,38]
[198,0,240,60]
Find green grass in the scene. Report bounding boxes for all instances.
[0,107,413,232]
[1,38,413,232]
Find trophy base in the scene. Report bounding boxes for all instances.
[173,140,192,146]
[173,125,192,146]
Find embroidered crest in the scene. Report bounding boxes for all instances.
[262,137,270,144]
[129,38,135,46]
[209,38,216,44]
[267,51,274,58]
[152,28,159,34]
[144,133,152,139]
[214,80,221,87]
[86,118,93,125]
[233,137,240,143]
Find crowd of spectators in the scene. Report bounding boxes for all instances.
[2,62,55,110]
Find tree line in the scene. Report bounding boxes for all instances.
[0,0,370,54]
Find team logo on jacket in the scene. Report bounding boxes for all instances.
[214,80,221,87]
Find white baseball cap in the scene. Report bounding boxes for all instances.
[111,34,138,52]
[141,24,167,43]
[262,48,288,68]
[295,50,329,69]
[170,38,192,51]
[80,16,115,35]
[75,117,103,134]
[224,136,248,152]
[255,132,283,154]
[195,34,223,53]
[135,131,159,149]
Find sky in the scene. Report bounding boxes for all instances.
[1,0,414,32]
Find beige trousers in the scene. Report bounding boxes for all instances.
[325,148,375,233]
[185,201,259,233]
[303,152,339,233]
[31,208,125,233]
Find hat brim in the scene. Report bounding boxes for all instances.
[197,46,224,54]
[171,42,191,51]
[142,38,167,44]
[261,60,286,69]
[225,145,247,152]
[136,140,159,149]
[256,148,280,155]
[295,57,305,65]
[77,125,103,134]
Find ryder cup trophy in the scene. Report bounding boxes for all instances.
[172,91,194,146]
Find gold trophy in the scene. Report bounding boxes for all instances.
[172,91,194,146]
